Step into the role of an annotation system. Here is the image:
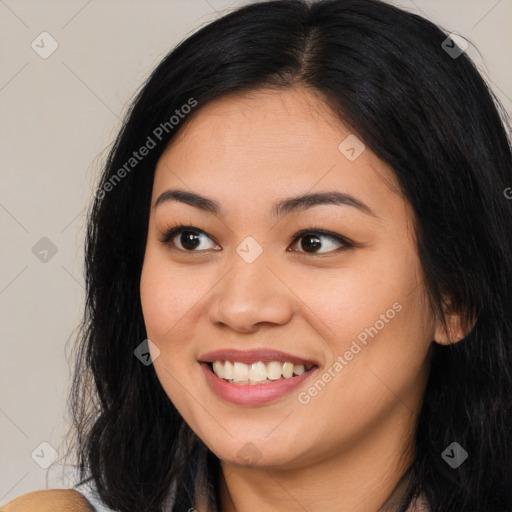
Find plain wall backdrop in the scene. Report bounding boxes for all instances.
[1,0,511,505]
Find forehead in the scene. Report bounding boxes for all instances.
[165,86,351,158]
[152,86,402,218]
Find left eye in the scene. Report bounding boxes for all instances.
[159,226,351,254]
[289,229,351,254]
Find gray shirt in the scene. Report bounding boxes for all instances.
[73,472,428,511]
[73,477,177,511]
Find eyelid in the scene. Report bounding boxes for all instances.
[159,224,353,254]
[158,224,220,250]
[289,228,352,250]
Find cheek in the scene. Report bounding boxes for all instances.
[295,253,432,397]
[140,252,202,339]
[139,256,201,416]
[139,252,207,386]
[278,261,409,350]
[325,291,433,419]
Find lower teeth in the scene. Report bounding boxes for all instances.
[224,376,290,385]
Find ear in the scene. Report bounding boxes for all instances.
[433,302,476,345]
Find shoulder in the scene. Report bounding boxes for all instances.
[1,489,93,512]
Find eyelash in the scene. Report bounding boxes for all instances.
[158,224,353,255]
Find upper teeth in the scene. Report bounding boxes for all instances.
[212,360,313,383]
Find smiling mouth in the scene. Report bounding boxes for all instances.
[207,360,317,385]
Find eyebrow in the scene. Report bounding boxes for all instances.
[153,188,377,218]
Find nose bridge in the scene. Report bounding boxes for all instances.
[207,242,293,331]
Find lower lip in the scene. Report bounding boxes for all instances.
[200,362,317,405]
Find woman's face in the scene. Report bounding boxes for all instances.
[140,86,437,469]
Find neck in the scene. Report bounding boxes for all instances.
[217,409,417,512]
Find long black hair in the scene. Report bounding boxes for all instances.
[65,0,512,510]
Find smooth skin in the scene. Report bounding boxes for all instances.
[139,86,466,512]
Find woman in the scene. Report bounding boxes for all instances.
[5,0,511,511]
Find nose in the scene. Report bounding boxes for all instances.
[207,251,294,334]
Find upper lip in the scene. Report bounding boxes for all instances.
[198,348,319,366]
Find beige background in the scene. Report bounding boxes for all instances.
[1,0,511,505]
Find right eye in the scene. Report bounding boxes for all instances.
[159,225,220,252]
